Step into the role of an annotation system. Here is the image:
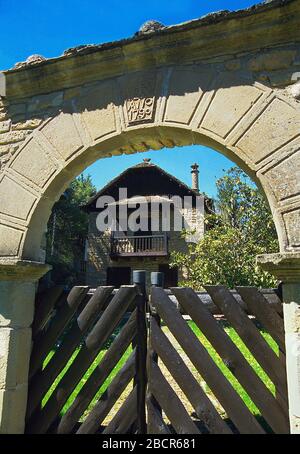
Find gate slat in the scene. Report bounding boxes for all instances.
[57,311,137,434]
[27,286,114,420]
[102,388,138,435]
[32,286,64,339]
[147,398,171,434]
[151,287,265,434]
[26,287,138,434]
[77,350,136,434]
[85,286,138,351]
[150,316,233,434]
[134,280,147,435]
[172,287,289,434]
[149,360,201,434]
[29,286,89,380]
[236,287,289,413]
[237,287,285,352]
[204,286,288,412]
[27,279,287,435]
[149,361,201,435]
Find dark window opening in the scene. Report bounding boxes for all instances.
[106,266,131,287]
[158,264,178,288]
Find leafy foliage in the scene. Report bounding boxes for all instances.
[45,174,96,286]
[171,167,278,289]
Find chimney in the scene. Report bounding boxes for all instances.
[191,163,199,192]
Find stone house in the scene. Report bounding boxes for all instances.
[82,159,211,288]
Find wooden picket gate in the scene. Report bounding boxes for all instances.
[25,283,147,434]
[26,279,289,434]
[147,286,289,434]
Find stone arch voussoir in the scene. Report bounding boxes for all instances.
[0,68,299,261]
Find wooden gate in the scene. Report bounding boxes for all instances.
[25,283,147,434]
[147,285,289,434]
[26,279,289,434]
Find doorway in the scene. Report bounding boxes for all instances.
[159,264,178,288]
[106,266,131,287]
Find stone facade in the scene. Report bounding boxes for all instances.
[84,161,205,288]
[0,0,299,433]
[85,207,203,289]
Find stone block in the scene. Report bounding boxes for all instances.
[202,79,262,138]
[0,121,11,134]
[11,139,57,188]
[0,175,36,221]
[0,144,19,157]
[27,91,63,113]
[0,224,23,257]
[0,112,8,122]
[237,98,300,164]
[120,71,160,127]
[0,130,28,145]
[77,80,117,140]
[282,283,300,434]
[248,50,296,72]
[267,69,298,88]
[264,151,300,201]
[12,119,42,131]
[0,145,9,157]
[289,81,300,100]
[0,383,28,433]
[0,98,7,108]
[0,327,31,389]
[164,69,208,125]
[0,280,36,328]
[284,210,300,248]
[41,113,83,160]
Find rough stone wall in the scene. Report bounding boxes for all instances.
[85,213,111,287]
[0,97,42,171]
[85,210,197,288]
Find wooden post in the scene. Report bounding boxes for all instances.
[149,272,163,369]
[132,270,147,434]
[147,272,164,433]
[151,272,164,289]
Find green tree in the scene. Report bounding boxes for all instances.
[171,167,278,289]
[45,174,96,286]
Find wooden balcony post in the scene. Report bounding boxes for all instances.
[110,234,168,258]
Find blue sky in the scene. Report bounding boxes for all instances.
[0,0,259,197]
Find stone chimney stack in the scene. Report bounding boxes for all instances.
[191,163,199,193]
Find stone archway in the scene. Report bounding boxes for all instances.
[0,0,300,433]
[1,72,300,261]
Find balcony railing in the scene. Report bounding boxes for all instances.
[110,234,168,257]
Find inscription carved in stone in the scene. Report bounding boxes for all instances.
[122,73,157,126]
[125,96,156,125]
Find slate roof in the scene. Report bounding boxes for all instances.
[82,159,204,211]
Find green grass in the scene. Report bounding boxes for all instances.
[187,320,278,417]
[42,343,132,419]
[41,319,279,425]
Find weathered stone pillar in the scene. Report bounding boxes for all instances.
[0,259,49,434]
[258,253,300,434]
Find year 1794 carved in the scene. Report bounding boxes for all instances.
[126,96,155,124]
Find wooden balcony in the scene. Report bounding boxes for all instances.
[110,234,168,258]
